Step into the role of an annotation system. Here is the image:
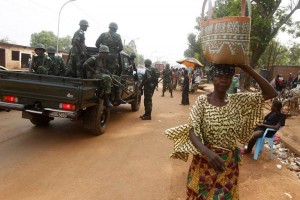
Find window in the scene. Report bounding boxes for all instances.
[12,51,20,61]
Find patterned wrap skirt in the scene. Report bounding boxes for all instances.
[186,147,240,200]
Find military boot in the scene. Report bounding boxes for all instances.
[103,94,113,108]
[161,91,165,97]
[170,92,173,98]
[141,111,151,120]
[115,88,126,104]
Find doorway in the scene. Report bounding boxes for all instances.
[0,48,5,67]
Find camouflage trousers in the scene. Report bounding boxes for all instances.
[144,86,154,113]
[65,54,85,78]
[94,73,112,94]
[163,80,173,93]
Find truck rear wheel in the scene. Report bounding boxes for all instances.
[93,103,110,135]
[30,116,51,126]
[84,101,110,136]
[131,92,141,112]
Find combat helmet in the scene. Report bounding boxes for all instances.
[109,22,118,30]
[46,46,56,54]
[35,44,46,51]
[79,19,89,27]
[99,45,109,53]
[130,53,136,59]
[144,59,152,66]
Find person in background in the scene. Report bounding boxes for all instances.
[242,100,286,154]
[288,73,293,89]
[162,64,173,97]
[292,72,300,88]
[165,64,277,199]
[180,69,189,105]
[275,74,283,92]
[227,74,239,94]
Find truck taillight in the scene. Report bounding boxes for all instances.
[59,103,75,111]
[3,96,18,103]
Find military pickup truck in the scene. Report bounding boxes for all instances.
[0,49,142,135]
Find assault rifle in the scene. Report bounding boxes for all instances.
[84,63,132,95]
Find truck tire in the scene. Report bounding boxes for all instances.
[93,103,110,135]
[131,92,141,112]
[30,116,51,126]
[84,101,111,136]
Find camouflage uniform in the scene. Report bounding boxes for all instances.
[84,56,112,94]
[48,55,66,76]
[95,31,123,75]
[140,59,158,120]
[31,55,52,75]
[65,29,86,78]
[162,66,173,97]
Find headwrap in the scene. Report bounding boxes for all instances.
[209,64,235,78]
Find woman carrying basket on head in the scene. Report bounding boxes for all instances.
[165,64,277,199]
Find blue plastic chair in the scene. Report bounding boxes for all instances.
[253,127,283,160]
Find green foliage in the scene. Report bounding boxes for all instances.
[30,31,71,52]
[123,40,144,65]
[0,37,10,43]
[289,43,300,65]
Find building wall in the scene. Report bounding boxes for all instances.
[0,42,69,70]
[0,42,34,70]
[272,66,300,80]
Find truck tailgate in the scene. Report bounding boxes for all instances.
[0,71,97,110]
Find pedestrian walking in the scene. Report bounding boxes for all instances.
[165,64,277,199]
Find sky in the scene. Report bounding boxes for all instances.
[0,0,300,65]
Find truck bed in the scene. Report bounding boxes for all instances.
[0,71,101,111]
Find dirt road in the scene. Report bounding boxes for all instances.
[0,86,299,200]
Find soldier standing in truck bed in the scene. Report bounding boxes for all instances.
[65,19,89,78]
[95,22,123,76]
[46,46,66,76]
[31,44,52,75]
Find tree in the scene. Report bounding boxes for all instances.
[0,37,10,43]
[30,31,71,52]
[185,0,300,89]
[289,43,300,65]
[123,40,144,66]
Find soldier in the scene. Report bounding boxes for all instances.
[162,63,173,97]
[65,19,89,78]
[139,59,159,120]
[95,22,123,76]
[83,45,113,108]
[46,46,66,76]
[31,44,52,75]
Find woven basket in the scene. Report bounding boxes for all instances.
[200,0,251,65]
